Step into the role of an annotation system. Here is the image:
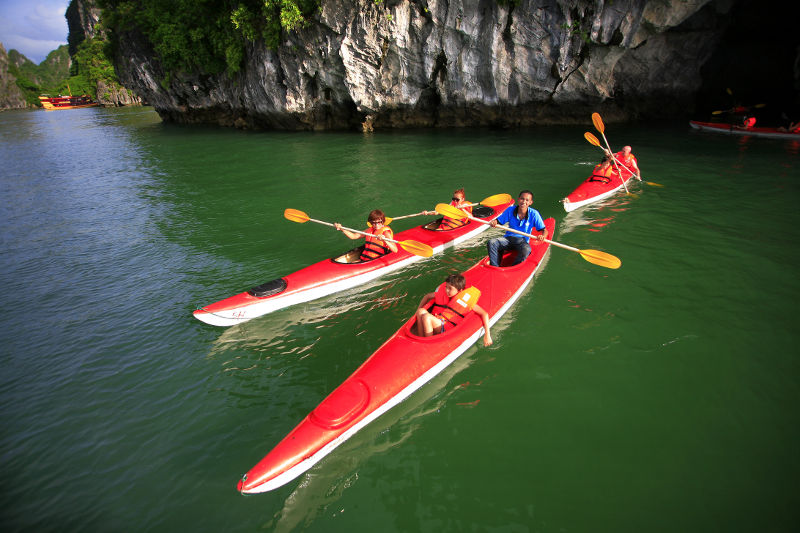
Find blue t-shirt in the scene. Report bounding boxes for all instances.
[497,205,545,243]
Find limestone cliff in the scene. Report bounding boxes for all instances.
[66,0,142,107]
[0,44,28,110]
[111,0,736,130]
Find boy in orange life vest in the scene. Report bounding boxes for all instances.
[437,188,472,229]
[414,273,493,346]
[334,209,398,261]
[590,156,616,183]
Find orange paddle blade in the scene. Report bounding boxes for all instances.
[479,193,513,207]
[591,112,605,134]
[584,132,602,147]
[399,240,433,257]
[435,202,469,220]
[579,248,621,269]
[284,208,310,223]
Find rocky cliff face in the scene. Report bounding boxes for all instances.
[67,0,142,107]
[0,44,28,110]
[112,0,734,130]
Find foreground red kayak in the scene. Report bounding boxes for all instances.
[561,162,636,212]
[193,199,513,326]
[689,120,800,140]
[237,218,556,494]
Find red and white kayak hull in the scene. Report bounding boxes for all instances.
[236,218,556,494]
[689,120,800,140]
[193,202,513,327]
[561,165,635,213]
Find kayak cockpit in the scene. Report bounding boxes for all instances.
[421,205,494,232]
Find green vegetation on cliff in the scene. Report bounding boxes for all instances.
[99,0,319,78]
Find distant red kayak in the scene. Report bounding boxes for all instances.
[194,200,513,326]
[561,162,636,213]
[689,120,800,140]
[236,218,556,494]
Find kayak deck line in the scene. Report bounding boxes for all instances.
[194,203,513,327]
[237,218,556,494]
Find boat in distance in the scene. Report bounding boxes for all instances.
[38,94,99,110]
[236,218,556,494]
[689,120,800,140]
[193,199,514,327]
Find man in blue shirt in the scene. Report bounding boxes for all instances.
[487,190,548,266]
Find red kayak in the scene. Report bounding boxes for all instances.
[236,218,556,494]
[689,120,800,140]
[561,162,636,213]
[193,200,513,326]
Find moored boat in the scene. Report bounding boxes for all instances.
[561,162,635,213]
[38,94,99,110]
[689,120,800,140]
[236,217,556,494]
[193,199,514,326]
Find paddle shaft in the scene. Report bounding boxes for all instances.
[309,217,404,245]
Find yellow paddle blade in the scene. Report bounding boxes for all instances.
[645,181,664,188]
[399,240,433,258]
[435,202,467,220]
[479,193,513,207]
[579,248,621,269]
[592,112,605,134]
[584,131,602,147]
[711,109,726,115]
[284,208,310,223]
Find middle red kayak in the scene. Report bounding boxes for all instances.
[561,161,636,213]
[237,217,556,494]
[194,198,513,326]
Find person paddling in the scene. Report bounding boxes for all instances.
[487,190,547,267]
[435,188,472,229]
[604,145,641,181]
[415,273,492,346]
[335,209,398,261]
[589,155,616,183]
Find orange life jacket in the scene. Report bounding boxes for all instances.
[614,152,638,176]
[589,164,616,183]
[431,283,481,327]
[438,200,472,230]
[360,226,393,261]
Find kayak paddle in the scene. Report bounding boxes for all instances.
[591,113,630,194]
[284,208,433,257]
[584,131,662,188]
[435,203,621,269]
[378,193,514,225]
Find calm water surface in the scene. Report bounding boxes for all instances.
[1,107,798,532]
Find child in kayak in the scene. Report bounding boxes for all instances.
[335,209,398,261]
[436,188,472,230]
[414,273,493,346]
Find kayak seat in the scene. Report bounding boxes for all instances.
[310,379,370,429]
[248,278,288,297]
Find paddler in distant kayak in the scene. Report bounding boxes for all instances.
[487,190,548,267]
[335,209,398,261]
[604,145,642,181]
[414,273,493,346]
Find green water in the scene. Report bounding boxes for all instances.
[1,107,798,532]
